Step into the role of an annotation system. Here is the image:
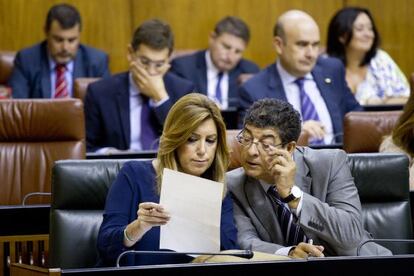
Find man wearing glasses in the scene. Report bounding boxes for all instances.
[228,98,390,258]
[85,19,194,153]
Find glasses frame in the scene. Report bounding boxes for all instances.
[236,130,285,153]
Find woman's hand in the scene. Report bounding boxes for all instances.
[123,202,170,247]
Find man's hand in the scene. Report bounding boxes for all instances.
[130,61,170,102]
[289,242,325,259]
[302,120,326,141]
[264,147,296,198]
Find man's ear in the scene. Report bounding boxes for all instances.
[126,44,134,63]
[286,141,296,154]
[273,36,283,55]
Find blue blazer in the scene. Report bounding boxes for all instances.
[84,72,194,152]
[239,57,362,142]
[97,160,239,266]
[170,50,260,108]
[9,41,110,98]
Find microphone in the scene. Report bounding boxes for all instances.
[116,249,254,267]
[357,238,414,256]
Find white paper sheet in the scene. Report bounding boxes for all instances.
[159,168,223,253]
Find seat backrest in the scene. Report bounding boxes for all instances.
[0,51,15,85]
[0,99,85,205]
[49,152,412,268]
[49,159,127,269]
[348,153,413,253]
[73,77,100,102]
[343,111,402,153]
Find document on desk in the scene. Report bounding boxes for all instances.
[159,168,223,253]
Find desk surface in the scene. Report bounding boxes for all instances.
[55,255,414,275]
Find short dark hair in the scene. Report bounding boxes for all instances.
[244,99,302,144]
[45,3,81,32]
[326,7,380,66]
[273,20,285,40]
[131,19,174,55]
[214,16,250,44]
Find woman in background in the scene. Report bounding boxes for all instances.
[327,7,409,105]
[380,93,414,190]
[97,93,238,266]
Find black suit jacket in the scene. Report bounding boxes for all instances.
[84,72,194,152]
[9,41,110,98]
[170,50,259,108]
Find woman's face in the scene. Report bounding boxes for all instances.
[177,118,218,177]
[347,13,375,53]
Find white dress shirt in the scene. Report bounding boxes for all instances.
[205,51,229,109]
[276,62,334,144]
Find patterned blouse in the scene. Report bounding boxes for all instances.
[354,49,409,105]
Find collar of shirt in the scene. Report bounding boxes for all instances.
[276,60,313,86]
[48,56,74,74]
[128,72,141,98]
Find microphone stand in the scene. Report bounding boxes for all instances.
[357,238,414,256]
[116,250,254,267]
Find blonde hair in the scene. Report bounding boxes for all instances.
[155,93,229,195]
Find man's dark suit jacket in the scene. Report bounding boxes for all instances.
[239,57,362,142]
[170,50,260,108]
[9,41,110,98]
[84,72,194,152]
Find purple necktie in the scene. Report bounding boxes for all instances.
[215,72,224,105]
[140,96,158,150]
[268,186,308,246]
[294,78,324,145]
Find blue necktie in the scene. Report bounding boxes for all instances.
[294,78,324,145]
[268,186,307,246]
[215,72,224,105]
[140,96,158,150]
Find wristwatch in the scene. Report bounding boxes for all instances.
[281,186,302,203]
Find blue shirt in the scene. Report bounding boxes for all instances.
[97,160,239,266]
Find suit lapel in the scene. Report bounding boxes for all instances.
[115,73,131,148]
[73,49,86,79]
[293,147,312,193]
[244,176,283,243]
[40,43,52,98]
[312,64,341,135]
[196,51,208,94]
[268,64,288,101]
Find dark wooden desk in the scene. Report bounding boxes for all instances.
[11,255,414,275]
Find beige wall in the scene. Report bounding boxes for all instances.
[0,0,412,77]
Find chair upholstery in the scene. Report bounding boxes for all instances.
[343,111,402,153]
[0,99,85,205]
[0,50,15,85]
[49,152,412,268]
[73,77,100,102]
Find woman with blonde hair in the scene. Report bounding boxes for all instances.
[97,93,238,266]
[380,92,414,189]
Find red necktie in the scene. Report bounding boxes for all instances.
[54,64,69,98]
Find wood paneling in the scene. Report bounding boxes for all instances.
[345,0,414,79]
[0,0,412,75]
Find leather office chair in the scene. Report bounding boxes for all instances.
[0,50,15,99]
[343,111,402,153]
[49,152,412,269]
[73,77,100,102]
[0,99,85,205]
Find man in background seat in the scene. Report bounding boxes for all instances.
[84,19,194,153]
[9,3,110,98]
[170,16,259,110]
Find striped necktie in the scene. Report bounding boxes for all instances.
[294,78,323,144]
[268,186,307,246]
[215,72,224,105]
[54,64,69,98]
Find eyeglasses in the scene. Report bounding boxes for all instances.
[236,131,284,153]
[134,55,168,70]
